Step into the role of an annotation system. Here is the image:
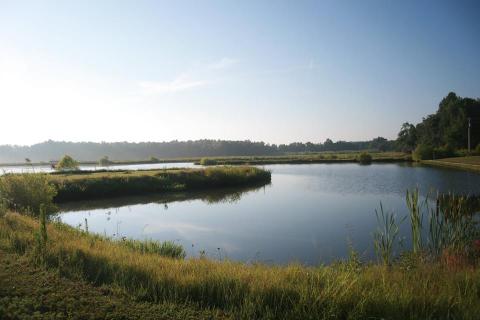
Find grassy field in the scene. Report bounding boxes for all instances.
[422,156,480,173]
[196,152,411,165]
[48,167,271,202]
[0,152,411,167]
[1,212,479,319]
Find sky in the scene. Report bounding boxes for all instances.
[0,0,479,146]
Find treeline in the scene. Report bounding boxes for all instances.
[0,138,395,163]
[396,92,480,159]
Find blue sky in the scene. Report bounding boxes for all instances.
[1,0,479,145]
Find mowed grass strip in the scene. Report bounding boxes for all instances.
[1,213,479,319]
[422,156,480,173]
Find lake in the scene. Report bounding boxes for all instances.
[58,163,480,265]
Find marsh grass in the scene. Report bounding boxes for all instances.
[373,203,404,265]
[0,173,57,215]
[49,166,271,202]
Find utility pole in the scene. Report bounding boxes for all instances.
[468,117,471,153]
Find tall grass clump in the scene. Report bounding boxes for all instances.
[357,152,372,164]
[427,193,479,262]
[373,203,403,265]
[406,188,423,253]
[55,154,79,171]
[199,158,218,166]
[120,238,186,259]
[0,173,57,216]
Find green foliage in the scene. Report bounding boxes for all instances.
[120,238,186,259]
[428,193,478,258]
[412,143,434,160]
[56,155,79,171]
[0,198,7,218]
[373,203,403,265]
[199,158,218,165]
[50,167,271,202]
[396,122,417,152]
[397,92,480,153]
[406,188,423,253]
[0,173,57,216]
[475,144,480,155]
[98,155,113,166]
[357,152,372,164]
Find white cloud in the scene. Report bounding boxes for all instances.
[209,57,239,70]
[138,74,208,95]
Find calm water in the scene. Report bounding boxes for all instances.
[58,163,480,265]
[0,162,197,174]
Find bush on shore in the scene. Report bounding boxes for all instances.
[0,173,57,216]
[357,152,372,164]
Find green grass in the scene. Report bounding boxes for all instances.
[0,249,228,320]
[422,156,480,173]
[1,212,479,319]
[48,166,271,202]
[195,152,411,165]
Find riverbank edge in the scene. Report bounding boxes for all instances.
[421,158,480,173]
[1,212,479,319]
[0,247,227,320]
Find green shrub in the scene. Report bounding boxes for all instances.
[0,173,57,216]
[475,144,480,155]
[433,145,455,159]
[56,155,79,171]
[98,156,113,166]
[357,152,372,164]
[200,158,218,166]
[412,144,434,161]
[0,198,7,218]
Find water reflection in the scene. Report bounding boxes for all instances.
[58,183,270,212]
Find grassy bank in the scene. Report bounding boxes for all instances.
[1,212,479,319]
[422,156,480,173]
[0,249,226,320]
[0,166,266,204]
[197,152,411,165]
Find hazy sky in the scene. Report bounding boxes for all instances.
[1,0,479,145]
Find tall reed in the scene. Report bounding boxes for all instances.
[373,203,403,265]
[406,188,423,253]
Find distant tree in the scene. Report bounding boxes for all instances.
[56,155,79,171]
[369,137,390,151]
[25,158,31,164]
[99,156,113,166]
